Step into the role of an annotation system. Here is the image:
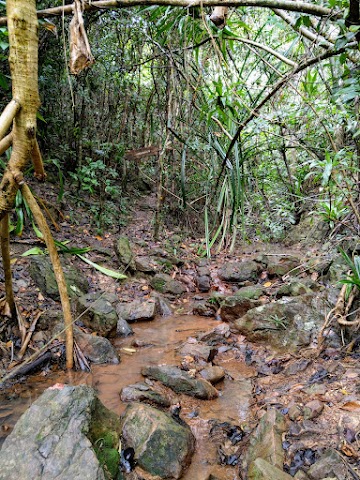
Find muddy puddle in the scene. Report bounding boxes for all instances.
[0,313,255,479]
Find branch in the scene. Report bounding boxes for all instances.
[216,46,350,188]
[0,132,13,156]
[0,99,21,140]
[0,0,342,26]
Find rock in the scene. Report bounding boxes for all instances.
[52,324,120,364]
[115,235,136,271]
[246,409,286,470]
[219,296,261,323]
[198,265,210,276]
[265,255,301,277]
[306,449,347,479]
[231,295,326,352]
[198,323,231,343]
[328,254,350,284]
[193,301,216,317]
[76,292,118,337]
[150,273,186,295]
[29,255,89,300]
[121,403,195,479]
[135,255,157,273]
[288,404,303,421]
[0,384,121,480]
[154,294,173,316]
[248,458,293,480]
[74,328,120,364]
[179,340,216,362]
[116,299,157,322]
[199,366,225,384]
[37,309,63,331]
[116,317,134,337]
[276,279,312,298]
[234,285,264,300]
[120,382,171,407]
[303,400,324,420]
[197,275,211,292]
[219,260,260,283]
[141,365,218,399]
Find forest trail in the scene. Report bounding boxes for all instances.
[1,190,360,480]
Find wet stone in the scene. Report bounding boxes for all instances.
[141,365,218,399]
[120,383,171,407]
[121,402,195,479]
[179,340,217,362]
[76,292,118,337]
[219,296,261,323]
[116,317,134,337]
[192,301,216,317]
[74,327,120,364]
[0,385,121,480]
[116,299,157,322]
[199,366,225,384]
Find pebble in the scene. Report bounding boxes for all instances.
[303,400,324,420]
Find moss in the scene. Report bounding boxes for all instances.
[95,446,120,479]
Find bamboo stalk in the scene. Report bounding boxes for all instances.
[0,99,21,140]
[21,183,74,370]
[0,132,13,156]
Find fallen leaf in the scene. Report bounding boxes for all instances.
[94,235,103,241]
[141,285,149,291]
[263,281,272,288]
[38,293,45,301]
[341,401,360,411]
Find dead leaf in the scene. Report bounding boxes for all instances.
[141,285,149,291]
[94,235,103,241]
[38,293,45,301]
[263,281,272,288]
[341,401,360,411]
[311,272,319,281]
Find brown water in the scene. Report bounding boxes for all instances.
[0,314,253,479]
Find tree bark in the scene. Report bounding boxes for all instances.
[0,0,40,221]
[0,0,342,26]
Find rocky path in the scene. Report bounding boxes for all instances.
[1,192,360,479]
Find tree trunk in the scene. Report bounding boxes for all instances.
[0,0,40,221]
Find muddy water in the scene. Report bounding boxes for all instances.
[0,314,253,479]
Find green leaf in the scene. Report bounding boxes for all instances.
[77,254,127,279]
[36,111,47,123]
[21,247,45,256]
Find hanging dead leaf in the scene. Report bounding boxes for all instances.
[69,0,95,75]
[341,401,360,411]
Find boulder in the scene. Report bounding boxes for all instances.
[135,255,157,273]
[29,255,89,300]
[115,235,136,271]
[197,275,211,292]
[116,299,157,323]
[150,273,186,295]
[234,285,264,300]
[219,296,261,323]
[219,260,260,283]
[306,448,347,479]
[52,324,120,365]
[265,255,300,277]
[141,365,218,399]
[121,402,195,479]
[246,409,286,471]
[76,292,118,337]
[231,295,326,352]
[120,382,171,407]
[0,384,121,480]
[179,340,216,362]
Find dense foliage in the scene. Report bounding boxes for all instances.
[1,1,359,248]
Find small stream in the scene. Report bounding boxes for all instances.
[0,313,254,479]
